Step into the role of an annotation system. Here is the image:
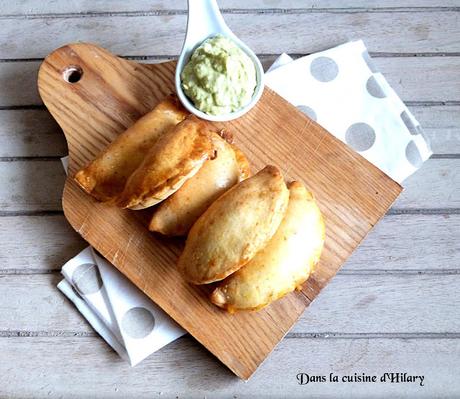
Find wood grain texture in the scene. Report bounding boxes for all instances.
[0,216,85,273]
[1,12,460,59]
[394,159,459,209]
[0,214,458,273]
[413,106,460,155]
[36,43,401,379]
[0,161,66,211]
[1,104,459,157]
[0,335,458,398]
[3,57,460,108]
[2,273,460,334]
[342,214,460,272]
[0,110,66,157]
[4,158,457,212]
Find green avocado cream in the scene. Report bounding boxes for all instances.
[181,35,257,115]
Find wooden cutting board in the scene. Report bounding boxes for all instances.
[37,43,402,380]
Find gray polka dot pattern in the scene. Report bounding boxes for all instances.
[400,110,422,135]
[345,123,376,152]
[405,140,423,167]
[297,105,317,121]
[310,57,339,82]
[366,76,386,98]
[122,307,155,339]
[72,263,103,295]
[362,50,377,73]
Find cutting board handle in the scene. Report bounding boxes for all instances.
[37,42,176,173]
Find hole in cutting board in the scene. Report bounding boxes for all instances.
[63,66,83,83]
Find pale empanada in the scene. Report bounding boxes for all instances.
[74,96,188,201]
[211,181,325,312]
[178,165,289,284]
[149,134,250,236]
[117,115,216,210]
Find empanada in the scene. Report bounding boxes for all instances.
[149,135,250,236]
[211,181,325,312]
[178,165,289,284]
[117,115,216,210]
[74,96,188,201]
[232,146,251,180]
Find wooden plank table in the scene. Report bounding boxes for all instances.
[0,0,459,397]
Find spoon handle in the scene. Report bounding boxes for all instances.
[185,0,231,49]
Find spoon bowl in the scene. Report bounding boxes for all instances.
[175,0,265,122]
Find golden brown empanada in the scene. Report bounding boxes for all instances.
[148,134,250,236]
[178,165,289,284]
[117,115,216,210]
[211,181,325,312]
[232,145,251,181]
[74,96,188,202]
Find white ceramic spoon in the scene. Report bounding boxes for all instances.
[175,0,265,122]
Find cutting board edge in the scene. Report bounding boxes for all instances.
[37,42,404,381]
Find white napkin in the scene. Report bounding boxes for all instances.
[265,40,431,183]
[58,40,431,365]
[58,158,185,366]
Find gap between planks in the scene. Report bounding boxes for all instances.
[2,267,459,276]
[2,101,460,111]
[1,330,459,339]
[1,7,460,20]
[0,154,458,162]
[2,52,460,63]
[1,208,460,217]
